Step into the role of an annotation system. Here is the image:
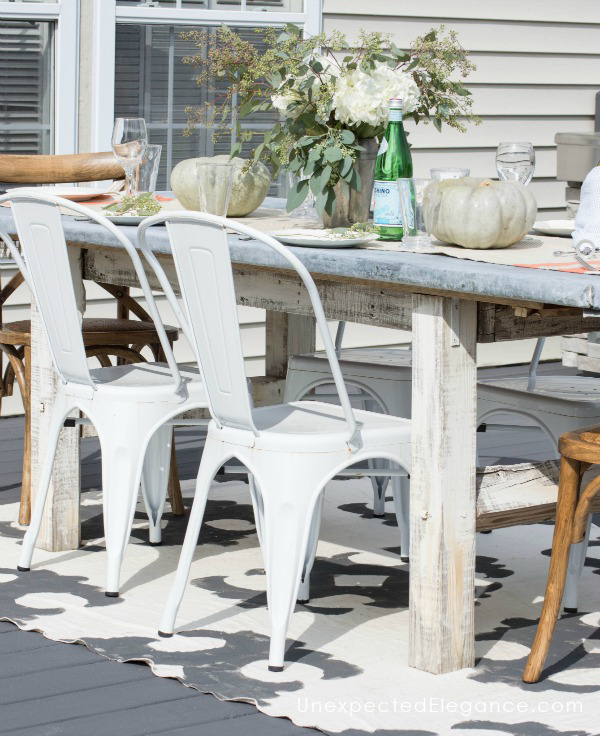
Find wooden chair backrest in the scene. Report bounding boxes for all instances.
[0,152,124,185]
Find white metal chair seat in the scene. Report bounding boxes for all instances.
[478,375,600,417]
[288,347,413,379]
[0,194,209,598]
[89,361,204,401]
[147,212,413,671]
[227,400,409,452]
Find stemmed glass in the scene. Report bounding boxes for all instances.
[111,118,148,197]
[496,142,535,185]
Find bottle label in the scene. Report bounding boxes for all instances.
[373,180,402,226]
[388,108,403,122]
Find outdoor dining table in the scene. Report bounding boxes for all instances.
[3,203,600,677]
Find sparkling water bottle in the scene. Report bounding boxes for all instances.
[373,98,413,241]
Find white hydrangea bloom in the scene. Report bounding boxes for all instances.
[271,90,303,119]
[332,63,420,129]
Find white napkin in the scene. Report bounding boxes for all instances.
[573,165,600,248]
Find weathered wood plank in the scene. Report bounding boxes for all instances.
[480,305,600,343]
[83,247,416,330]
[266,312,316,380]
[561,350,580,368]
[560,335,589,355]
[29,302,81,552]
[409,296,477,673]
[475,460,600,531]
[569,353,600,374]
[81,245,546,319]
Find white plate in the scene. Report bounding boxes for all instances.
[71,214,144,225]
[532,220,575,237]
[271,229,380,248]
[6,186,115,202]
[103,214,145,225]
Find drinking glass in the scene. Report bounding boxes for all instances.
[111,118,148,197]
[430,167,470,180]
[135,144,162,193]
[196,162,234,216]
[398,177,435,251]
[496,142,535,185]
[286,172,318,221]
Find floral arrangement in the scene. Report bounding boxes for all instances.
[182,25,479,216]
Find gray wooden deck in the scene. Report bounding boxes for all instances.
[0,362,572,735]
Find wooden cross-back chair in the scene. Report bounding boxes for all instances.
[0,152,184,524]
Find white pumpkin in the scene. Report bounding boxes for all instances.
[423,177,537,249]
[170,155,271,217]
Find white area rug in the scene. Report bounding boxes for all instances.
[0,478,599,735]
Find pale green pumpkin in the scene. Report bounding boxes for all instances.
[423,177,537,249]
[170,155,271,217]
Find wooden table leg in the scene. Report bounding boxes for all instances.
[265,311,316,389]
[409,296,477,673]
[29,249,84,552]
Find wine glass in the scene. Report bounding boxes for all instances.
[495,142,535,185]
[111,118,148,197]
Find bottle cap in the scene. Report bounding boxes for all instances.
[389,98,403,107]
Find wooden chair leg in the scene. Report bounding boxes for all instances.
[167,439,185,516]
[523,456,581,683]
[18,346,32,525]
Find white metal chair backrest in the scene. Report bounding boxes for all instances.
[0,193,184,395]
[138,212,362,451]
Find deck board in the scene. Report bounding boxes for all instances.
[0,361,580,735]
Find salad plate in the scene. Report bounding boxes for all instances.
[102,214,146,225]
[271,228,379,248]
[5,186,114,202]
[532,220,575,237]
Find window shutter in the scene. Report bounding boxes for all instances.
[0,20,53,155]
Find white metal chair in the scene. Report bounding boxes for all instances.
[0,193,207,596]
[148,212,412,671]
[285,337,412,558]
[286,332,599,612]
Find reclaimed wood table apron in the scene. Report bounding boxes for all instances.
[3,209,600,676]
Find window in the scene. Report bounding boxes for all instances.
[0,0,78,155]
[90,0,321,186]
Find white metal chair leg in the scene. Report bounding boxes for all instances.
[562,515,593,613]
[159,440,223,637]
[297,491,325,604]
[99,422,150,597]
[247,474,264,549]
[260,458,325,671]
[370,458,389,517]
[391,475,410,561]
[140,424,172,545]
[363,396,389,517]
[18,404,70,572]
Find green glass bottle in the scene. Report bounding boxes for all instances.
[373,98,413,241]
